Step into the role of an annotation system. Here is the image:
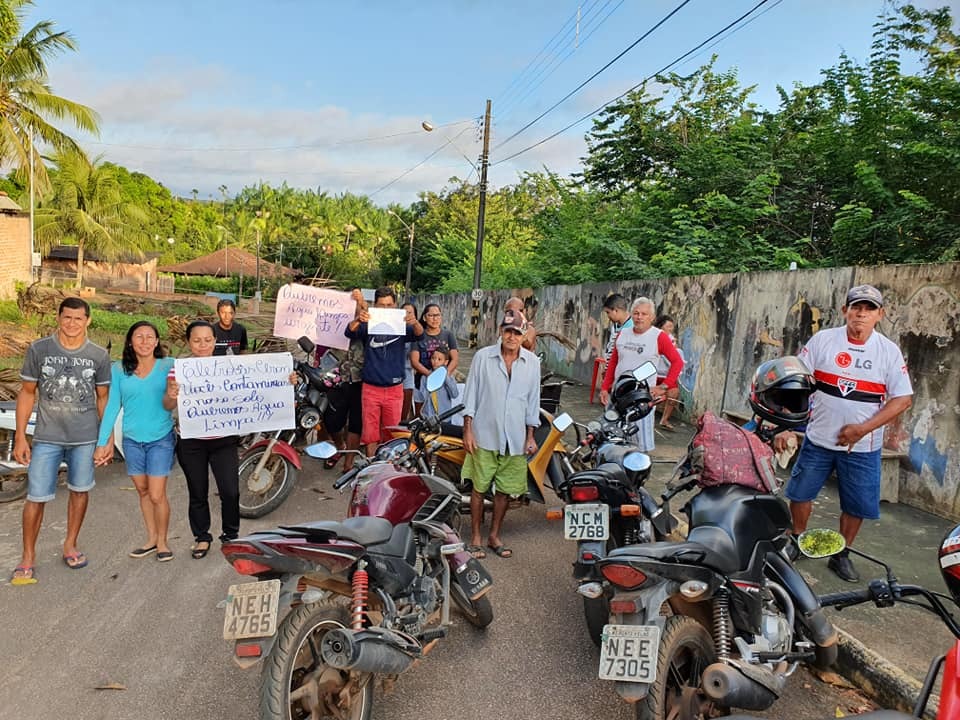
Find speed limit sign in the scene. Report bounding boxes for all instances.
[471,288,484,301]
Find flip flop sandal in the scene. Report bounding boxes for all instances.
[465,545,486,560]
[487,544,512,559]
[324,453,342,470]
[191,543,211,560]
[10,565,37,585]
[63,552,88,569]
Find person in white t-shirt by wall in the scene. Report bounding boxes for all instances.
[599,297,683,452]
[775,284,913,583]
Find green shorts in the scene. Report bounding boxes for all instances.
[462,448,527,497]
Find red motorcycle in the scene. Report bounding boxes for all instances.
[727,526,960,720]
[220,368,493,720]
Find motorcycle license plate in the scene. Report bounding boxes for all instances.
[598,624,660,683]
[222,579,281,640]
[454,557,493,599]
[564,503,609,541]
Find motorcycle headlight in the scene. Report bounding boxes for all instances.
[299,407,321,430]
[376,438,409,462]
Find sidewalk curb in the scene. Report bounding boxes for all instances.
[834,628,937,718]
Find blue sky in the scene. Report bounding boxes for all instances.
[27,0,956,205]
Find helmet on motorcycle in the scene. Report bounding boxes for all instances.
[939,525,960,606]
[749,356,815,429]
[611,375,653,421]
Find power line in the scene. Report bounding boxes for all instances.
[496,0,620,121]
[492,0,776,166]
[494,0,601,112]
[496,0,627,127]
[81,119,476,153]
[368,125,475,198]
[493,0,693,152]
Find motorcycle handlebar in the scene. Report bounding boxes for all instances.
[818,588,873,609]
[332,466,361,490]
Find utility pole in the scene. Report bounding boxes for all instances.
[405,221,415,293]
[469,99,492,349]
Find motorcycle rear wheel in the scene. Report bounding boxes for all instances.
[637,615,720,720]
[449,580,494,628]
[238,449,298,518]
[260,601,373,720]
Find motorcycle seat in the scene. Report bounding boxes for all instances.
[279,516,394,546]
[607,531,740,574]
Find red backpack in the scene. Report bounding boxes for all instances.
[686,411,779,493]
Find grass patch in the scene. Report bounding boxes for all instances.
[0,300,23,324]
[90,308,169,337]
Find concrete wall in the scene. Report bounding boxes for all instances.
[0,212,31,299]
[415,262,960,520]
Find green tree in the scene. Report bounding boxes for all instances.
[35,151,148,286]
[0,0,99,191]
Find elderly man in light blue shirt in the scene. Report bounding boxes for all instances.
[462,310,541,560]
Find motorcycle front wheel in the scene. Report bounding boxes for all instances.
[238,449,298,518]
[637,615,720,720]
[0,472,27,503]
[449,580,494,628]
[260,602,373,720]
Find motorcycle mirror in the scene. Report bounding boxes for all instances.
[631,361,658,384]
[298,336,316,354]
[796,528,847,559]
[603,408,620,423]
[425,366,448,393]
[552,413,573,432]
[305,441,339,460]
[623,451,651,472]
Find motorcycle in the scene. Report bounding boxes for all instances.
[727,527,960,720]
[594,429,838,719]
[220,367,494,720]
[549,361,678,647]
[238,336,340,518]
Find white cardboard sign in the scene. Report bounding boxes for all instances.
[367,307,406,336]
[175,353,295,439]
[273,284,355,350]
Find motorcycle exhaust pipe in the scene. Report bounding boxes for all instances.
[320,628,417,675]
[701,662,778,711]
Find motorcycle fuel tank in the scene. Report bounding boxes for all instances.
[347,464,432,525]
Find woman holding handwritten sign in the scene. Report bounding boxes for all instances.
[163,320,240,560]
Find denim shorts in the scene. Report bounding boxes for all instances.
[122,431,176,477]
[27,442,96,503]
[785,437,882,520]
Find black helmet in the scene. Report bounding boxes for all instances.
[939,525,960,606]
[749,356,815,428]
[611,375,653,421]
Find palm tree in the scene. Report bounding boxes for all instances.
[0,1,100,192]
[34,150,148,286]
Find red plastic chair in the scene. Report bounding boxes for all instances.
[589,357,605,404]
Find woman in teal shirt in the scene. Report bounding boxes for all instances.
[94,321,176,562]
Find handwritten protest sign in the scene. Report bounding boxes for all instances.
[175,353,295,439]
[274,284,355,350]
[368,307,406,336]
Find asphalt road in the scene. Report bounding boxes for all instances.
[0,455,878,720]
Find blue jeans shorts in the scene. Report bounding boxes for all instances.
[785,437,882,520]
[122,431,176,477]
[27,442,96,503]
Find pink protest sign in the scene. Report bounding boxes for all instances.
[273,284,356,350]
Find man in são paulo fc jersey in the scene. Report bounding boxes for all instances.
[776,284,913,583]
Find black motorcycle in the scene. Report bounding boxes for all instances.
[594,431,837,719]
[553,361,677,647]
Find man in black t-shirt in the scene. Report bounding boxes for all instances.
[213,299,248,356]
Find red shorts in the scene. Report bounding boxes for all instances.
[361,383,403,445]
